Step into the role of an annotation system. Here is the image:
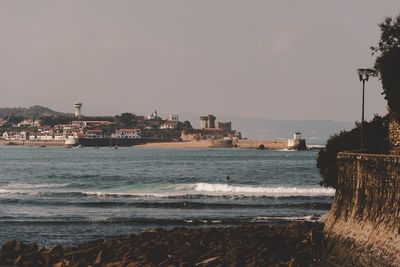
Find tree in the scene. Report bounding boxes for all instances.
[114,113,136,127]
[372,14,400,113]
[177,120,193,131]
[5,114,24,124]
[317,115,389,187]
[39,116,73,126]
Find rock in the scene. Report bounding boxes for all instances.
[15,240,26,253]
[49,244,63,255]
[26,242,39,252]
[195,256,220,266]
[95,249,104,265]
[13,255,23,265]
[2,240,16,251]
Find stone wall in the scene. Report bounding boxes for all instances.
[324,152,400,266]
[389,113,400,154]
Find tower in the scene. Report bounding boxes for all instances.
[74,103,83,118]
[207,115,216,128]
[200,116,208,129]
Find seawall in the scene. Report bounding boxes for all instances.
[236,139,306,150]
[0,139,65,146]
[236,140,288,150]
[324,152,400,266]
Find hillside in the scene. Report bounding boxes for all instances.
[0,105,71,119]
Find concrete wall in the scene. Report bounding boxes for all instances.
[324,152,400,266]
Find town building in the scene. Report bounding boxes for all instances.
[17,119,40,128]
[147,110,159,120]
[167,114,179,122]
[161,121,178,129]
[111,128,141,139]
[217,122,232,131]
[86,129,104,139]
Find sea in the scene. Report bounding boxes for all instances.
[0,146,334,246]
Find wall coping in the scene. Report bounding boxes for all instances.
[337,151,400,162]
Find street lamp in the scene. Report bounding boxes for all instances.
[357,68,376,152]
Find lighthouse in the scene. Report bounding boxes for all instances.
[74,103,83,118]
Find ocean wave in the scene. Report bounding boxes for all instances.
[191,183,335,197]
[0,183,335,198]
[251,215,322,222]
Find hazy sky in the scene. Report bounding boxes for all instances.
[0,1,398,121]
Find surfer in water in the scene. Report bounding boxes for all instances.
[226,175,231,181]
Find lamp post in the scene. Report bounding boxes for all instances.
[357,68,375,152]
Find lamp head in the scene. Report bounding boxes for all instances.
[357,68,376,81]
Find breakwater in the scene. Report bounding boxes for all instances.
[235,139,306,150]
[324,152,400,266]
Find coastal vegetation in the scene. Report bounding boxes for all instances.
[317,13,400,187]
[317,115,388,187]
[372,14,400,114]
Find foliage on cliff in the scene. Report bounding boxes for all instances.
[317,115,389,188]
[372,14,400,113]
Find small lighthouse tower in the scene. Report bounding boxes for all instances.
[74,103,83,118]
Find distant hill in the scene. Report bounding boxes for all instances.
[0,105,71,119]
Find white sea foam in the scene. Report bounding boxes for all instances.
[81,183,335,198]
[0,189,33,195]
[192,183,335,197]
[2,183,70,189]
[251,215,320,222]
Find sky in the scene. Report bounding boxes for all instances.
[0,1,398,121]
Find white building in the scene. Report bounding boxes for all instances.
[17,119,40,128]
[2,131,28,140]
[2,132,9,139]
[86,129,104,139]
[160,121,178,129]
[147,110,159,120]
[288,132,302,147]
[167,114,179,122]
[111,128,141,139]
[54,133,66,141]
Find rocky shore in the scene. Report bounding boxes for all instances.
[0,222,327,267]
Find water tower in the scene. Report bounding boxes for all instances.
[74,103,83,118]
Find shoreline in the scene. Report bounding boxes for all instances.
[0,222,327,267]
